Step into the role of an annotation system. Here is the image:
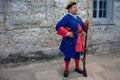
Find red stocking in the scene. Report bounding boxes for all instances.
[74,59,80,69]
[64,61,70,72]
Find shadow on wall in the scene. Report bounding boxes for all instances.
[0,50,63,64]
[87,39,120,54]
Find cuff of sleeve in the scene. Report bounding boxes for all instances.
[57,27,69,37]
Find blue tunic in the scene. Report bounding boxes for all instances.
[55,14,84,58]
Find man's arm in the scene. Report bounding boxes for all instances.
[57,27,73,38]
[83,19,90,32]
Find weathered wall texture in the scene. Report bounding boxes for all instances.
[90,0,120,53]
[0,0,58,58]
[0,0,120,60]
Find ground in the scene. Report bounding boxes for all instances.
[0,49,120,80]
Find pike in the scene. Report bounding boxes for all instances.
[82,23,88,77]
[82,0,90,77]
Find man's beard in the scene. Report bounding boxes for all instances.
[73,11,77,15]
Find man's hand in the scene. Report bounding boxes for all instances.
[67,32,74,38]
[85,18,90,25]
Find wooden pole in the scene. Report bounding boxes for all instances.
[83,0,90,77]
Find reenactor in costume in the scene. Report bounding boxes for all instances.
[55,0,89,78]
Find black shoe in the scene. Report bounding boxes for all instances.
[63,71,69,78]
[75,68,83,74]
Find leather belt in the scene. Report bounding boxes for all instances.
[73,30,82,34]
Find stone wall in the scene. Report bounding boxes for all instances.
[0,0,120,61]
[86,0,120,53]
[0,0,59,57]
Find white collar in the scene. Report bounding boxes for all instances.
[69,13,77,19]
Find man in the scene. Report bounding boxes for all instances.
[55,0,89,78]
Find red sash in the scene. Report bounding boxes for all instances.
[75,24,84,52]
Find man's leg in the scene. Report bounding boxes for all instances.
[64,57,71,77]
[74,52,80,69]
[74,52,83,74]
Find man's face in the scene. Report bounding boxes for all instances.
[69,5,77,15]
